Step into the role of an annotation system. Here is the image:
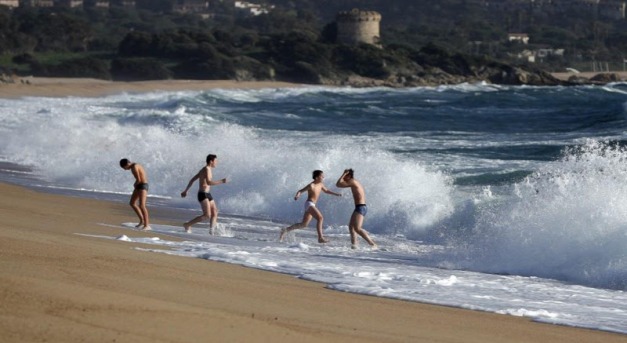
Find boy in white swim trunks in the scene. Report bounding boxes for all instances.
[279,170,342,243]
[336,168,376,249]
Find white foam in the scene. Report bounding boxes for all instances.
[93,221,627,335]
[0,91,454,236]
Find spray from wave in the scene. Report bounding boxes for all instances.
[453,140,627,290]
[0,91,454,235]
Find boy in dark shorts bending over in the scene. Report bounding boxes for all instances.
[181,154,228,234]
[336,169,376,249]
[119,158,151,231]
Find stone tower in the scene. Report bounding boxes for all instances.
[336,8,382,47]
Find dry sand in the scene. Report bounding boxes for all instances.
[1,183,626,342]
[1,78,626,342]
[0,77,301,98]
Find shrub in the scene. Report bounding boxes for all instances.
[111,58,171,81]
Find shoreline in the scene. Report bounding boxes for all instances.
[1,182,626,342]
[1,73,626,99]
[551,71,627,82]
[0,77,303,98]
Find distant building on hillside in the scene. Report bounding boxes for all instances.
[508,33,529,44]
[0,0,19,8]
[110,0,134,8]
[234,1,273,16]
[56,0,83,7]
[21,0,54,7]
[336,8,382,47]
[83,0,109,8]
[173,0,208,13]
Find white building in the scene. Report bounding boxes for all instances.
[234,1,273,16]
[0,0,19,8]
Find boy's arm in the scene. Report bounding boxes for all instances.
[209,178,228,186]
[181,173,200,197]
[323,185,342,197]
[336,170,350,188]
[205,167,227,186]
[294,184,310,200]
[130,165,140,185]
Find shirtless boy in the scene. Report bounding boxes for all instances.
[119,158,151,231]
[336,169,376,249]
[279,170,342,243]
[181,154,228,234]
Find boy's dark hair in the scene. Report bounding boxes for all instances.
[312,170,323,179]
[119,158,130,168]
[347,168,354,178]
[206,154,217,164]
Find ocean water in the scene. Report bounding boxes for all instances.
[1,83,626,334]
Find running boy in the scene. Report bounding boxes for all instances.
[181,154,228,234]
[279,170,341,243]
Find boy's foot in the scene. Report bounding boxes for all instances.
[351,244,357,249]
[141,225,152,231]
[279,228,287,242]
[135,223,143,229]
[183,223,191,233]
[318,237,329,244]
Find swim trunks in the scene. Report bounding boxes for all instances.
[304,200,316,211]
[197,191,213,202]
[354,204,367,216]
[135,183,149,191]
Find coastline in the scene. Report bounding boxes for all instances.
[1,74,626,99]
[0,77,303,98]
[1,183,626,342]
[551,71,627,82]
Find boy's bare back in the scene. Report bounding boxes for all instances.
[131,163,148,184]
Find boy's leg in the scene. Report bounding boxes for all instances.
[280,212,313,241]
[351,212,376,246]
[184,199,210,232]
[138,189,150,230]
[209,200,218,235]
[129,190,144,226]
[308,207,327,243]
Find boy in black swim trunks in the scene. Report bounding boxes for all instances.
[181,154,228,234]
[119,158,151,230]
[336,169,376,249]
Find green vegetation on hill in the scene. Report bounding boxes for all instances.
[1,1,621,84]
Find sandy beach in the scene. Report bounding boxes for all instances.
[1,182,626,342]
[2,74,626,99]
[1,78,626,342]
[0,77,301,98]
